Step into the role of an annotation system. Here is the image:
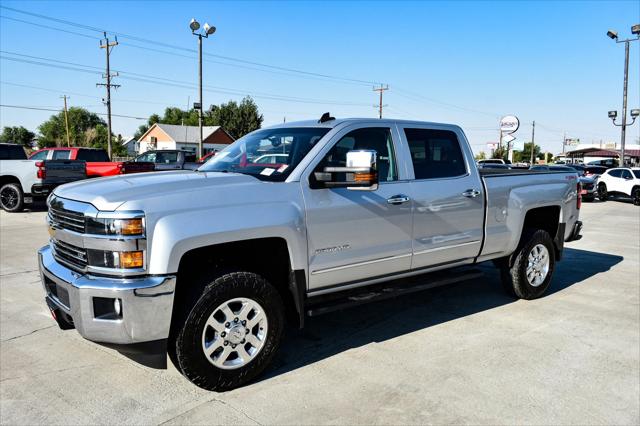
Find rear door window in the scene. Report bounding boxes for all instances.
[621,170,632,179]
[77,149,110,161]
[30,150,48,160]
[51,150,71,160]
[404,128,466,179]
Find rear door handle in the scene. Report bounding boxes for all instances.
[462,189,481,198]
[387,194,411,205]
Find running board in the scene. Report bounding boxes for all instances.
[305,268,484,317]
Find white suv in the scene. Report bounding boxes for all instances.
[597,167,640,206]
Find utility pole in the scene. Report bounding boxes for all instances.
[530,120,536,164]
[373,84,389,119]
[61,95,71,147]
[97,32,119,159]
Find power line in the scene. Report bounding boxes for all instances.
[0,5,382,87]
[0,52,373,107]
[0,104,146,119]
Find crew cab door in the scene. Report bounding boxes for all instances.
[398,125,484,269]
[301,123,413,290]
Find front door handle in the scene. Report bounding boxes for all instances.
[387,194,411,205]
[462,189,481,198]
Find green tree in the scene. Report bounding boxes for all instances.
[474,151,487,160]
[38,107,106,148]
[0,126,35,148]
[515,142,541,163]
[136,96,263,140]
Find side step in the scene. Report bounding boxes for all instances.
[305,267,484,317]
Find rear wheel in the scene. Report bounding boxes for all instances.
[0,183,24,212]
[598,183,608,201]
[172,271,284,391]
[501,229,555,300]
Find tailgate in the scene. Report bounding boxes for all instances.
[43,160,86,184]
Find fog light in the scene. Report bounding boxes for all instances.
[114,298,121,316]
[119,251,143,269]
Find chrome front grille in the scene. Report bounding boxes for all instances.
[52,238,88,270]
[49,206,86,233]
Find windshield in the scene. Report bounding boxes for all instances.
[198,127,331,181]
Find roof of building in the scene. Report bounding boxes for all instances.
[564,147,640,157]
[155,123,222,143]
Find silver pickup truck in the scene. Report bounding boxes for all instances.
[39,116,582,391]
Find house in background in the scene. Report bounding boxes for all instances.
[137,124,235,155]
[121,136,139,155]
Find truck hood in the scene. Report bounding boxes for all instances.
[53,170,260,211]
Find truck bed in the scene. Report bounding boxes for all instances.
[479,169,579,261]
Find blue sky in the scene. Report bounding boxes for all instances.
[1,0,639,154]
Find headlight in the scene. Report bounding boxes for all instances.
[86,217,144,236]
[87,249,144,269]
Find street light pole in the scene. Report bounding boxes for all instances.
[198,33,203,159]
[606,25,639,167]
[190,18,216,160]
[620,39,629,166]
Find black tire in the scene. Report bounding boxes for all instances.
[632,187,640,206]
[172,271,284,391]
[501,229,556,300]
[598,183,608,201]
[0,183,24,212]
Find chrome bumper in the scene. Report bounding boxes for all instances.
[38,245,176,345]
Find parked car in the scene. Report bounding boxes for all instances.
[197,151,218,163]
[566,164,607,177]
[39,116,582,391]
[30,147,154,177]
[0,143,86,212]
[477,159,506,165]
[530,164,597,201]
[587,159,618,169]
[133,149,199,171]
[477,163,511,170]
[596,167,640,205]
[253,153,289,164]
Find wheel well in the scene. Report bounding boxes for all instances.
[172,237,299,328]
[522,206,560,238]
[0,175,22,189]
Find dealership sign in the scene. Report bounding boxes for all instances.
[500,115,520,134]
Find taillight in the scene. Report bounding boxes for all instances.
[117,163,124,174]
[577,182,582,209]
[36,161,46,179]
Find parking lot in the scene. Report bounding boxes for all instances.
[0,200,638,425]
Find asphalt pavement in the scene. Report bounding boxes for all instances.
[1,199,638,425]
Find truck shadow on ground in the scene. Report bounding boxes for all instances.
[262,247,623,382]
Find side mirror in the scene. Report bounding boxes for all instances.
[314,150,379,190]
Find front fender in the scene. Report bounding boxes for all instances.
[147,201,307,274]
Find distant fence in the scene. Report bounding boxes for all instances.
[113,156,135,162]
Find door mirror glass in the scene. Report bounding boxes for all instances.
[314,149,379,190]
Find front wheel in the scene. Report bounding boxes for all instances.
[501,229,556,300]
[0,183,24,212]
[632,188,640,206]
[598,183,608,201]
[172,271,284,391]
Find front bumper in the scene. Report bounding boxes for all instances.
[38,245,176,345]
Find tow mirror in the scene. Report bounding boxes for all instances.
[314,149,379,191]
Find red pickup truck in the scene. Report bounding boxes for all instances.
[29,147,153,177]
